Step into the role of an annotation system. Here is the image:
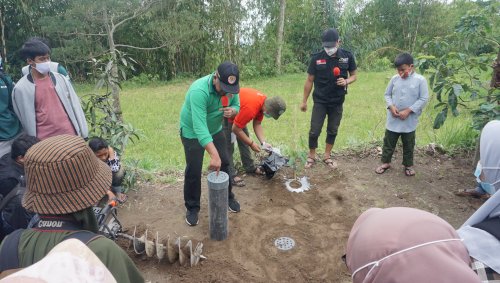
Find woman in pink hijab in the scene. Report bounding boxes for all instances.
[345,207,480,283]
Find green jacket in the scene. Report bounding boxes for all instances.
[0,73,21,141]
[179,73,240,147]
[0,230,144,283]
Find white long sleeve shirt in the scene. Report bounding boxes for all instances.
[384,72,429,133]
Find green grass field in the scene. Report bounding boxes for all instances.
[77,71,477,172]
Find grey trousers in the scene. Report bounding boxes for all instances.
[223,118,256,178]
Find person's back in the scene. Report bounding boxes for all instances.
[9,229,142,283]
[0,239,116,282]
[0,135,143,282]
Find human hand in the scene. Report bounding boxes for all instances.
[300,102,307,112]
[398,108,412,120]
[261,142,273,152]
[250,141,261,153]
[389,105,400,118]
[107,147,115,160]
[209,154,222,174]
[106,190,116,201]
[336,77,347,87]
[220,107,236,118]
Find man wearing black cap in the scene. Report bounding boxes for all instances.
[179,61,241,226]
[300,28,357,169]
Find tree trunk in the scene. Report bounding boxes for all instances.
[491,48,500,89]
[0,7,6,61]
[411,0,424,53]
[276,0,286,74]
[103,10,123,123]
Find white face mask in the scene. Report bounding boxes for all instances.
[474,162,500,195]
[34,61,51,75]
[324,47,337,57]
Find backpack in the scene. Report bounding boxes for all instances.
[0,184,34,242]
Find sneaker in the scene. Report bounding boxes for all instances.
[185,210,199,226]
[228,198,240,213]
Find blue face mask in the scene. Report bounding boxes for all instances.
[474,162,499,195]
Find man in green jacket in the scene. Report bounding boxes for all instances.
[0,53,22,157]
[180,61,241,226]
[0,135,144,283]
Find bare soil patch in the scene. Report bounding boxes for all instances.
[117,148,484,282]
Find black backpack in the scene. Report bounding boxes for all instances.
[0,184,33,242]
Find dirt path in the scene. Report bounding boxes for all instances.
[118,148,484,283]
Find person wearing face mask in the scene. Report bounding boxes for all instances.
[456,120,500,199]
[222,88,286,187]
[345,207,481,283]
[11,38,87,140]
[179,61,241,226]
[301,28,357,170]
[0,53,22,157]
[375,53,429,176]
[20,37,70,80]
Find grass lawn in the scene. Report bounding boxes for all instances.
[77,70,477,172]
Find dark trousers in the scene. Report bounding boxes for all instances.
[223,118,256,178]
[381,129,416,167]
[181,130,234,212]
[110,167,125,194]
[309,103,343,149]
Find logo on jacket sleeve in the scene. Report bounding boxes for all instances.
[339,58,349,63]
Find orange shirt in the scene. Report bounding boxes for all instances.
[232,88,266,129]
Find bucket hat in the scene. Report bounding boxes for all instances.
[22,135,111,215]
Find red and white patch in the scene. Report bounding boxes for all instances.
[228,75,237,85]
[316,59,326,65]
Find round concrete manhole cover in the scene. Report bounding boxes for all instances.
[274,237,295,251]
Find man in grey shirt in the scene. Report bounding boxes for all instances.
[375,53,429,176]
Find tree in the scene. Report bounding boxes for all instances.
[40,0,166,122]
[418,1,499,130]
[276,0,286,73]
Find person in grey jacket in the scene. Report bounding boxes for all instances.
[12,39,87,140]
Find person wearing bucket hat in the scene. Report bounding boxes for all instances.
[0,135,143,283]
[179,61,241,226]
[300,28,357,170]
[222,88,286,187]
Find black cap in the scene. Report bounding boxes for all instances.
[322,28,339,47]
[217,61,240,94]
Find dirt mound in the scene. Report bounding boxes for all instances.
[118,149,484,282]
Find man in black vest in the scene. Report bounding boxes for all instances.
[300,28,357,169]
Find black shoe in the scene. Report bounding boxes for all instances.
[185,210,199,226]
[228,198,240,213]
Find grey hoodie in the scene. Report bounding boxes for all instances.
[12,72,88,139]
